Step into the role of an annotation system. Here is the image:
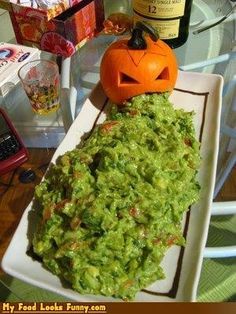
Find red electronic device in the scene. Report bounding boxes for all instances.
[0,108,28,176]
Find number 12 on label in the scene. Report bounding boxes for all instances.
[148,5,157,14]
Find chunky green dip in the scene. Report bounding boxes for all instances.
[32,93,201,300]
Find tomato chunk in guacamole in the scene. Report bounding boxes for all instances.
[32,93,201,300]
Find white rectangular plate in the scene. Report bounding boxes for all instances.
[2,71,223,302]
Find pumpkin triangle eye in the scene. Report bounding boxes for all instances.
[156,67,169,80]
[120,72,140,84]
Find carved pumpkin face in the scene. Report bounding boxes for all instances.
[100,36,178,104]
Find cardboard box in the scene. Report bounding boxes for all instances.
[0,1,81,20]
[0,0,105,57]
[0,42,40,96]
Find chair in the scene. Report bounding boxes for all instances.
[205,47,236,258]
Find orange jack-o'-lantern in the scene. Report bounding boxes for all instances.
[100,21,178,104]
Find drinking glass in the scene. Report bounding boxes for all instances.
[18,59,60,115]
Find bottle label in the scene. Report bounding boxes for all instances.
[133,0,186,19]
[134,14,180,39]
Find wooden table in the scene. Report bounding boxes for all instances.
[0,148,236,276]
[0,148,55,275]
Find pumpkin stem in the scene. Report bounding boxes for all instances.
[127,21,159,50]
[128,28,147,49]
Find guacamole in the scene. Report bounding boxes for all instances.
[32,93,201,300]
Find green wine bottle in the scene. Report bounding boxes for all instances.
[132,0,193,49]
